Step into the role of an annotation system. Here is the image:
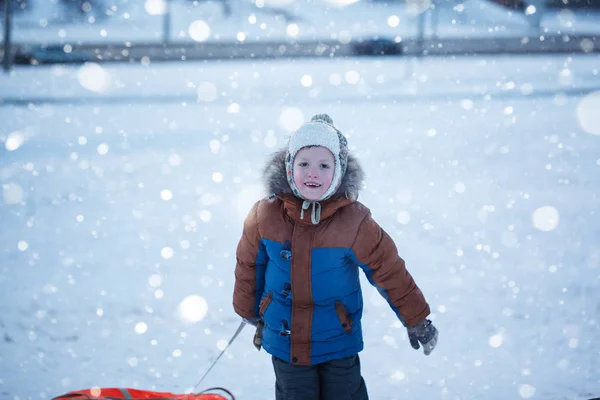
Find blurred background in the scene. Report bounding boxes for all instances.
[1,0,599,65]
[1,0,599,400]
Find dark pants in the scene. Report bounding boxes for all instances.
[272,354,369,400]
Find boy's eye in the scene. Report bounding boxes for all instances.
[298,162,308,167]
[320,164,330,169]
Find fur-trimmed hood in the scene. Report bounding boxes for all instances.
[263,148,365,201]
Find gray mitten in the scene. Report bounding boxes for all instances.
[243,318,265,351]
[407,319,438,356]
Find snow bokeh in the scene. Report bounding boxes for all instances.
[532,206,560,231]
[178,295,209,323]
[2,182,24,204]
[160,189,173,201]
[489,334,504,348]
[396,211,411,225]
[1,53,600,400]
[576,91,600,135]
[197,82,218,102]
[188,20,211,42]
[135,322,149,334]
[78,63,112,93]
[280,108,305,132]
[5,131,25,151]
[161,247,174,259]
[519,384,536,399]
[144,0,168,16]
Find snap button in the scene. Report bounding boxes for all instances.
[281,282,292,298]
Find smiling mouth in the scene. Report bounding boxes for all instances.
[304,183,322,188]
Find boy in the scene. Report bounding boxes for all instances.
[233,114,438,400]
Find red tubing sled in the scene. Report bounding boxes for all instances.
[52,387,235,400]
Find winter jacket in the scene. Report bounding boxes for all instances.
[233,150,430,366]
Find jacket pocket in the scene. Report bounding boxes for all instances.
[259,291,273,317]
[335,300,353,334]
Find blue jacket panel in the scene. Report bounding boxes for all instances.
[257,238,365,364]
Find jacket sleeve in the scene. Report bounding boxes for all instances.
[233,201,268,320]
[351,212,430,327]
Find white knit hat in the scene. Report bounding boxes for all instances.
[285,114,349,202]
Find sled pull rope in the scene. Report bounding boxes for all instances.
[197,387,236,399]
[183,320,246,400]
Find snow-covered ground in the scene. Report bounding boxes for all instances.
[1,54,600,400]
[3,0,600,45]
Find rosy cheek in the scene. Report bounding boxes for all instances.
[293,171,302,187]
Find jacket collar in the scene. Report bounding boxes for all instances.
[278,194,354,226]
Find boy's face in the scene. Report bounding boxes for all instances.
[293,146,335,201]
